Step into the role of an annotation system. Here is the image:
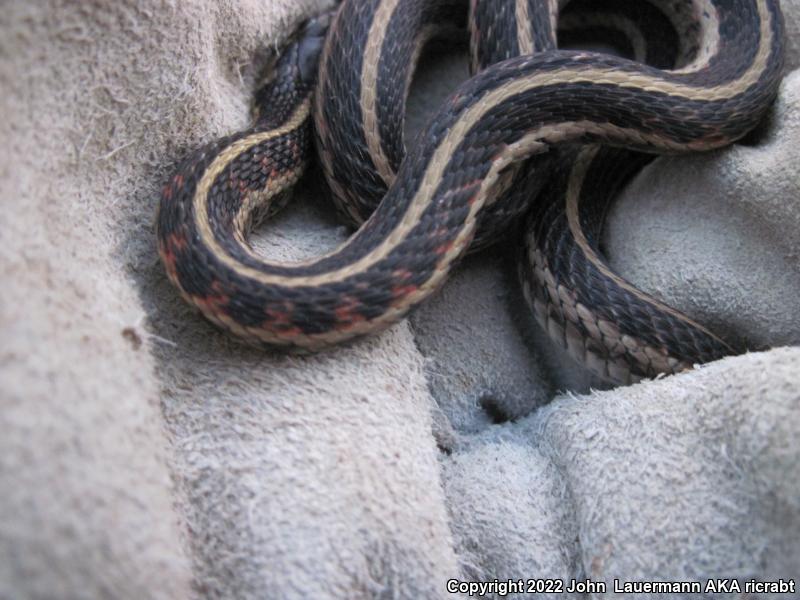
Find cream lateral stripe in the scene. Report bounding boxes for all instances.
[467,0,481,73]
[195,0,773,290]
[387,107,762,348]
[251,119,701,346]
[387,24,441,186]
[515,0,535,55]
[193,99,311,255]
[313,5,357,223]
[563,146,729,344]
[232,169,303,244]
[671,0,721,74]
[362,0,401,185]
[557,0,769,100]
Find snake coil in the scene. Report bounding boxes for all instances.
[157,0,784,384]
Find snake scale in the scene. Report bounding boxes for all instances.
[157,0,784,384]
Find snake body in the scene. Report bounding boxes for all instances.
[157,0,784,384]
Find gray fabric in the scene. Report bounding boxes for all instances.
[1,1,798,599]
[445,347,800,591]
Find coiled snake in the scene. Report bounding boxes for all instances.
[156,0,784,384]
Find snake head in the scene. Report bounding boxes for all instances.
[253,11,333,123]
[272,12,333,89]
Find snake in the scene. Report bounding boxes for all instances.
[156,0,784,385]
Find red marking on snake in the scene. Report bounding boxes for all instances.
[391,284,418,298]
[265,301,297,328]
[434,240,455,255]
[393,268,414,281]
[453,180,480,205]
[335,297,366,327]
[280,326,303,336]
[265,319,302,336]
[227,173,248,194]
[158,232,188,279]
[289,140,303,161]
[389,269,417,299]
[168,232,187,251]
[158,246,178,279]
[195,281,230,313]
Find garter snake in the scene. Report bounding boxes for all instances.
[156,0,784,384]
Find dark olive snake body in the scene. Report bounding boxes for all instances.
[157,0,784,384]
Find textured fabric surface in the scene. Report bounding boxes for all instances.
[1,1,799,599]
